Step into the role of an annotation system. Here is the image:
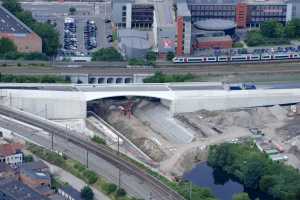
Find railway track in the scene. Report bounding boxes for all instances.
[0,58,300,68]
[0,105,184,200]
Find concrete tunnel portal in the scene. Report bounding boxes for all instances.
[86,95,173,119]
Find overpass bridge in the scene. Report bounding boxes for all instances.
[0,82,300,120]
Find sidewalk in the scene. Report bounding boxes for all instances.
[45,161,110,200]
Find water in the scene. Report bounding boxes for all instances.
[184,162,272,200]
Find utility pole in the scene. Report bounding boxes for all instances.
[45,104,48,119]
[51,133,54,151]
[86,149,89,168]
[189,181,192,200]
[118,168,121,189]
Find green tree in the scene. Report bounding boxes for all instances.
[146,51,156,61]
[2,0,22,14]
[81,186,94,200]
[260,20,284,38]
[167,51,175,61]
[0,38,17,55]
[233,193,251,200]
[245,31,265,46]
[91,48,123,61]
[115,188,126,197]
[69,7,76,15]
[33,22,60,56]
[285,19,300,38]
[102,183,117,195]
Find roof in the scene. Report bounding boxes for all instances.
[0,179,49,200]
[49,194,65,200]
[177,0,191,17]
[0,6,32,34]
[118,29,151,49]
[0,162,13,173]
[154,1,175,27]
[194,19,236,31]
[21,161,48,171]
[0,143,23,157]
[21,167,50,180]
[59,186,83,200]
[187,0,286,5]
[196,35,232,42]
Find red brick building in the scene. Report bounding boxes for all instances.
[0,6,42,53]
[193,36,233,49]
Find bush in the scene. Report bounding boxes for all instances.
[115,188,126,197]
[102,183,117,195]
[92,48,123,61]
[23,155,34,162]
[233,42,244,48]
[83,170,98,184]
[143,72,195,83]
[128,58,145,66]
[146,51,156,61]
[91,136,106,145]
[166,51,175,61]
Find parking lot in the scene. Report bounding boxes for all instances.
[21,1,112,55]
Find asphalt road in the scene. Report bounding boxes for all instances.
[0,106,184,200]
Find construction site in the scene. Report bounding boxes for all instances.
[84,96,300,178]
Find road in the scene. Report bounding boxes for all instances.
[0,106,184,200]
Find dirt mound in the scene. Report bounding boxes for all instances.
[133,138,166,162]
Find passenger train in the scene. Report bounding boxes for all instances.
[172,52,300,63]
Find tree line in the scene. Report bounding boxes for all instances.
[246,19,300,46]
[208,143,300,200]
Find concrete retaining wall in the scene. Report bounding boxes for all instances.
[0,90,86,120]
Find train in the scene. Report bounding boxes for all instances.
[172,52,300,63]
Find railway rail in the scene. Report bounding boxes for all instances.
[0,105,184,200]
[1,58,300,68]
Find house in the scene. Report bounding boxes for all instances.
[0,143,23,166]
[0,162,16,179]
[58,185,83,200]
[20,161,53,196]
[0,178,49,200]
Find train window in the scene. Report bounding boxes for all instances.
[188,58,204,62]
[231,57,247,61]
[207,57,217,61]
[218,57,228,61]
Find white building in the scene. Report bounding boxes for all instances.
[0,143,23,166]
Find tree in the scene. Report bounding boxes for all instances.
[115,188,126,197]
[285,19,300,38]
[81,186,94,200]
[2,0,22,14]
[146,51,156,61]
[69,7,76,15]
[167,51,175,61]
[260,20,284,38]
[245,31,265,46]
[0,38,17,55]
[91,48,123,61]
[33,22,60,56]
[102,183,117,195]
[233,193,251,200]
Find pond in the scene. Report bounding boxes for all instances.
[183,162,272,200]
